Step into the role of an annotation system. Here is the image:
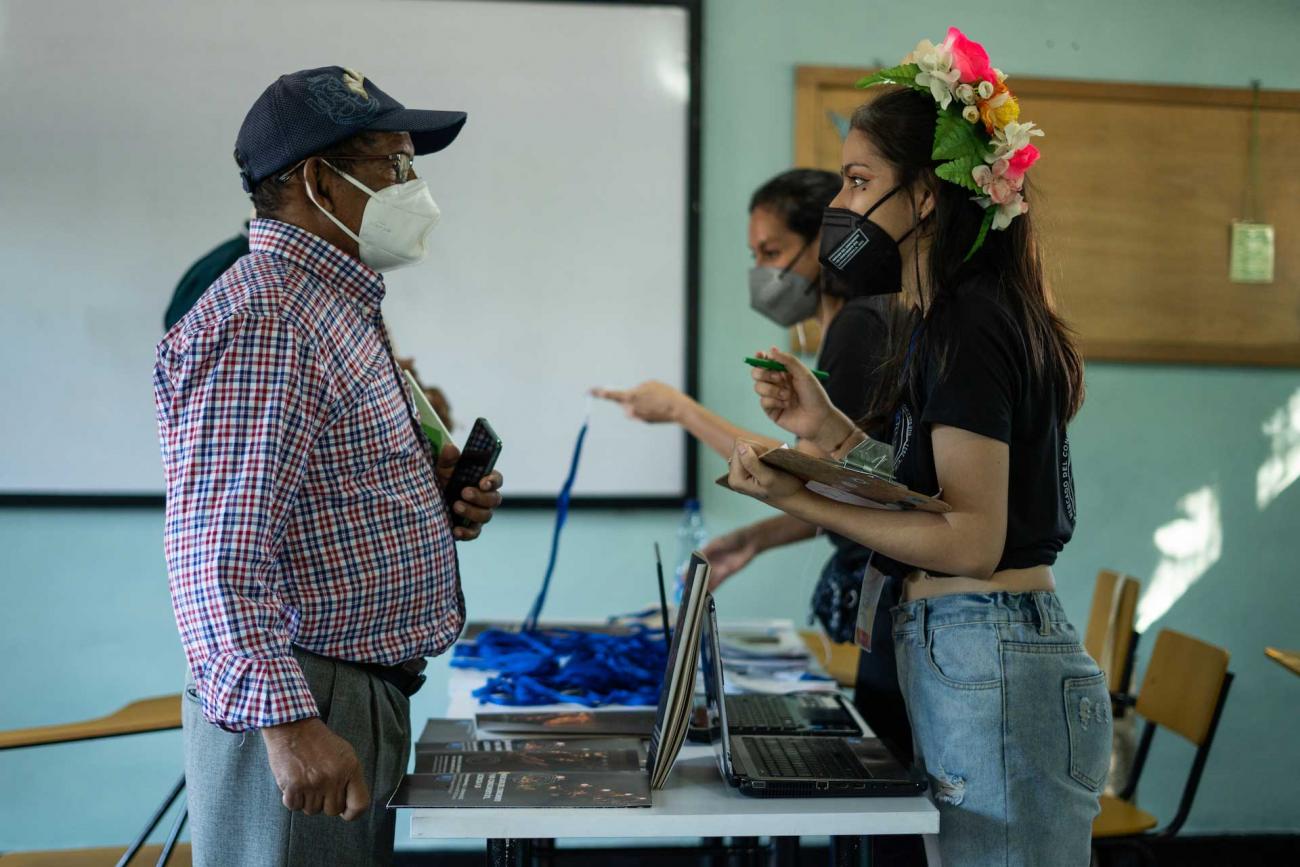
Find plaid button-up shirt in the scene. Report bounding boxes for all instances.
[155,219,462,732]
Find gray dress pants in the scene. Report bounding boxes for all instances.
[183,648,412,867]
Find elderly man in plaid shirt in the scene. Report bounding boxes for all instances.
[154,67,503,867]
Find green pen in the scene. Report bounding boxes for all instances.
[745,356,830,381]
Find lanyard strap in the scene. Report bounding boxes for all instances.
[523,414,590,631]
[448,408,678,708]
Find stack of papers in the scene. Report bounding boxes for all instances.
[712,625,836,693]
[389,719,652,809]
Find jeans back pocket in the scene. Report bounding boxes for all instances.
[1064,672,1112,791]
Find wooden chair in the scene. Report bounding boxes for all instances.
[0,695,189,867]
[1092,630,1234,862]
[1083,569,1142,713]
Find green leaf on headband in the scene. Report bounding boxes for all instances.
[936,154,984,193]
[933,109,986,161]
[963,208,997,262]
[857,63,921,89]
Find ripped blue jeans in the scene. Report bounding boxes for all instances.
[893,591,1111,867]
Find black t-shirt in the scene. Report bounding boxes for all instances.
[886,276,1076,577]
[816,295,891,563]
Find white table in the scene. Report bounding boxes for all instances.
[402,622,941,865]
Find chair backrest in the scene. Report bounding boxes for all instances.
[1083,569,1140,689]
[1135,629,1231,745]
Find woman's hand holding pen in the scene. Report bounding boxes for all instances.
[750,347,854,451]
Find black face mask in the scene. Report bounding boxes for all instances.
[818,186,917,298]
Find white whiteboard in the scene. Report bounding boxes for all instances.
[0,0,692,499]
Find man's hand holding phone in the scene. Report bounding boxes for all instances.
[435,441,503,542]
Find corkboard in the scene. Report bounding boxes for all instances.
[793,66,1300,366]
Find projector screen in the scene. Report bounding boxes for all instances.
[0,0,698,503]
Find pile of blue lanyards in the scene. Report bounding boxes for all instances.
[450,411,670,706]
[453,626,668,707]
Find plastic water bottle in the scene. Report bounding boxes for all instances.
[673,499,709,603]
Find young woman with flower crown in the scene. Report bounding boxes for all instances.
[724,29,1109,866]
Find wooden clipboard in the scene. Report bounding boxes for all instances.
[717,445,950,514]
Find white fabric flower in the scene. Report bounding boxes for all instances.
[956,83,976,105]
[902,38,939,64]
[962,105,980,124]
[987,120,1045,162]
[977,80,995,100]
[907,38,960,109]
[992,196,1028,230]
[976,193,1029,230]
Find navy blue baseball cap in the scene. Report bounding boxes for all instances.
[234,66,467,192]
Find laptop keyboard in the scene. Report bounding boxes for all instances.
[726,694,856,733]
[746,736,871,780]
[727,695,797,730]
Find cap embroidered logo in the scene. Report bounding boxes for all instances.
[305,71,380,125]
[341,67,368,97]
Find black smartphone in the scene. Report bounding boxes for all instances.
[444,417,503,528]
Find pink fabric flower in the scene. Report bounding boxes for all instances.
[944,28,995,85]
[1003,144,1040,180]
[973,159,1025,206]
[988,176,1017,205]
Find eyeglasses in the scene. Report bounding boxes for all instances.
[275,152,415,184]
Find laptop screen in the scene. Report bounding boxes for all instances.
[699,594,736,779]
[644,551,711,788]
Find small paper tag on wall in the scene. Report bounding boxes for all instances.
[1229,221,1275,283]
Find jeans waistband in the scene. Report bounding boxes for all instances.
[892,590,1067,639]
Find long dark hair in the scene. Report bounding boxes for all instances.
[853,87,1085,431]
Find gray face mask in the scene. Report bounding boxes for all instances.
[748,244,818,326]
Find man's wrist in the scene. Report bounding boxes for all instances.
[259,715,323,745]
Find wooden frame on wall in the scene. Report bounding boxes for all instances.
[793,66,1300,367]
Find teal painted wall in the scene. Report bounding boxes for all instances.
[2,0,1298,853]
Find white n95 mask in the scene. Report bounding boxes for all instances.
[306,160,441,272]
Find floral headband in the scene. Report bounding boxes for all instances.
[860,27,1042,258]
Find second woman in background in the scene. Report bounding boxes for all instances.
[592,169,915,767]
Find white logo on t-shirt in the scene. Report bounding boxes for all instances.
[893,404,914,466]
[1061,435,1077,522]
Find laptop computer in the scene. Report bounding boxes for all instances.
[701,594,927,798]
[388,552,714,809]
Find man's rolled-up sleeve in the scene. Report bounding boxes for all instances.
[156,313,331,732]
